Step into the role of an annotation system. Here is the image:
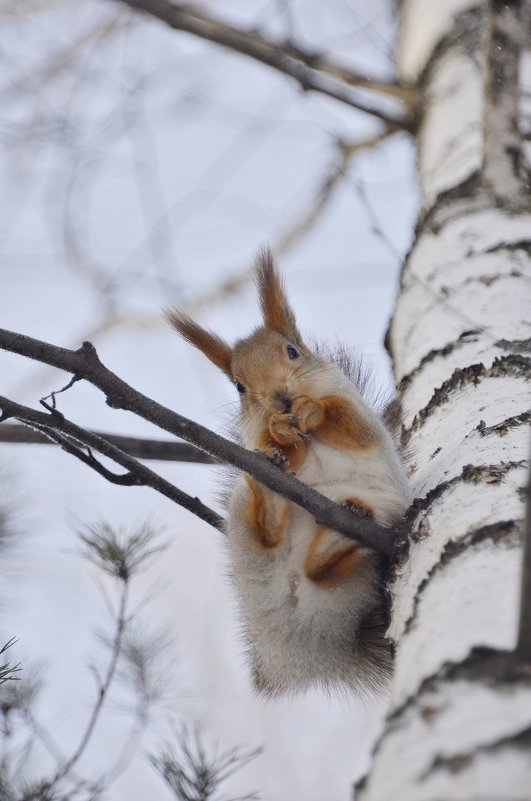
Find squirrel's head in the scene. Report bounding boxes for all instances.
[166,249,337,445]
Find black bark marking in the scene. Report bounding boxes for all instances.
[441,269,526,292]
[388,646,531,727]
[398,330,481,392]
[487,239,531,256]
[400,520,521,638]
[477,412,531,437]
[390,460,526,564]
[420,726,531,782]
[354,644,531,796]
[495,337,531,353]
[405,459,527,542]
[402,363,487,445]
[402,355,531,445]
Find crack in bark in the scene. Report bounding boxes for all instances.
[420,725,531,782]
[417,10,481,92]
[395,521,521,644]
[419,172,484,235]
[354,644,531,797]
[495,337,531,353]
[440,268,526,293]
[403,460,527,546]
[477,412,531,437]
[487,239,531,256]
[398,330,481,392]
[420,172,531,235]
[403,355,531,444]
[490,353,531,377]
[388,647,531,728]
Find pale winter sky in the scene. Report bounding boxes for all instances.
[0,1,417,799]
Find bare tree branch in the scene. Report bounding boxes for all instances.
[0,12,127,104]
[0,422,214,463]
[0,396,224,531]
[0,327,397,555]
[112,0,416,130]
[483,0,528,199]
[26,131,397,343]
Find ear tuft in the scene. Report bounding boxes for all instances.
[165,307,233,376]
[255,248,303,346]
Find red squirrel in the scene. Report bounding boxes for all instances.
[167,250,411,696]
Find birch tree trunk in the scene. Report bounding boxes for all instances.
[358,1,531,798]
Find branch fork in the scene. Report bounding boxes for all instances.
[0,327,397,555]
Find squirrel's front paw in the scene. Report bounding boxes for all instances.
[290,395,323,434]
[269,412,306,445]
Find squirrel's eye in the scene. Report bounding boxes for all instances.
[287,345,299,360]
[235,381,246,395]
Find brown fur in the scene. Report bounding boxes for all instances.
[343,497,374,520]
[257,431,309,474]
[243,474,290,548]
[165,250,408,697]
[304,526,360,583]
[289,395,324,434]
[268,394,375,454]
[315,395,375,450]
[255,249,303,347]
[262,393,374,472]
[165,308,233,376]
[268,410,310,446]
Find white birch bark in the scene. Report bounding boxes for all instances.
[358,1,531,798]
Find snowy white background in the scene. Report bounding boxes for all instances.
[0,1,417,798]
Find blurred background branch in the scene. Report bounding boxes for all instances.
[0,423,215,463]
[113,0,417,128]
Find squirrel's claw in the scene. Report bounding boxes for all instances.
[258,448,289,468]
[342,498,374,520]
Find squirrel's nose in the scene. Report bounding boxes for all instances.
[275,393,292,412]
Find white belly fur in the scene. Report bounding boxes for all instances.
[226,435,410,693]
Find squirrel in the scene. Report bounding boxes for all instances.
[166,250,412,697]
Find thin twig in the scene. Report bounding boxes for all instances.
[112,0,415,129]
[0,396,224,531]
[27,131,398,342]
[0,328,397,555]
[31,420,141,487]
[0,13,127,104]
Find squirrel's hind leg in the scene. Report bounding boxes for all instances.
[243,475,290,549]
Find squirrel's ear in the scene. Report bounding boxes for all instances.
[165,308,233,376]
[255,248,303,346]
